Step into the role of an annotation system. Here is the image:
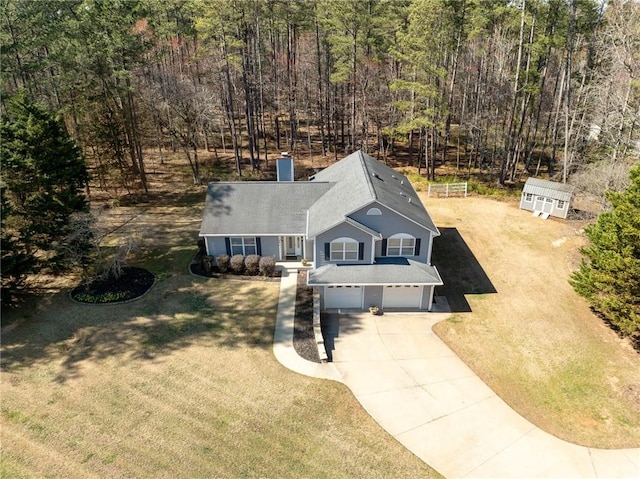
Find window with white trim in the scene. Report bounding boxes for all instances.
[387,234,416,256]
[330,237,358,261]
[557,200,565,209]
[231,237,256,256]
[524,192,533,202]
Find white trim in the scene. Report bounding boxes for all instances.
[428,285,435,311]
[387,233,416,256]
[230,236,257,256]
[330,237,359,261]
[309,199,439,240]
[308,281,443,287]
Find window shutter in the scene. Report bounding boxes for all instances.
[225,237,231,256]
[415,238,421,256]
[358,243,364,260]
[324,243,330,260]
[256,237,262,256]
[381,239,387,256]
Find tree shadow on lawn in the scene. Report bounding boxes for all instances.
[431,227,497,313]
[0,275,278,384]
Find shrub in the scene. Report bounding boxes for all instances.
[202,255,214,273]
[230,254,245,274]
[259,256,276,276]
[216,254,230,273]
[245,254,261,275]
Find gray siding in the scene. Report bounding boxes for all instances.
[203,235,279,258]
[350,202,434,264]
[259,237,279,258]
[315,222,373,266]
[204,236,228,257]
[304,239,314,261]
[364,285,383,309]
[520,193,570,219]
[420,286,434,311]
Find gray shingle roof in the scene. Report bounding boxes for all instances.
[200,182,332,236]
[307,151,439,237]
[307,258,443,285]
[523,178,575,202]
[200,150,440,239]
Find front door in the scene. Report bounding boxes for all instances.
[285,236,302,258]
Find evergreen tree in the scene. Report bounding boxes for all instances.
[1,91,89,302]
[570,165,640,341]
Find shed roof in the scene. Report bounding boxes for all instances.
[523,178,575,202]
[200,181,332,236]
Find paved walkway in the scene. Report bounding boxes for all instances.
[272,267,640,479]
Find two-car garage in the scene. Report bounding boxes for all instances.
[323,285,426,310]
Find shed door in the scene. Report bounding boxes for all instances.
[324,286,363,309]
[543,197,554,213]
[383,286,423,309]
[534,196,545,211]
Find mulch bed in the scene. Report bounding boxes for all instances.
[70,267,155,304]
[293,270,321,363]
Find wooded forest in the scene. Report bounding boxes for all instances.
[2,0,638,200]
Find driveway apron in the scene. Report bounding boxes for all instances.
[325,312,640,479]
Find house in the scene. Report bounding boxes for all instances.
[520,177,575,219]
[199,150,443,311]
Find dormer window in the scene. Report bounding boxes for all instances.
[330,237,359,261]
[367,207,382,216]
[387,233,416,256]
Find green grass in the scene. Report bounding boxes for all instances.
[1,199,442,479]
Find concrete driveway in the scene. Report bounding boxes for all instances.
[322,312,640,479]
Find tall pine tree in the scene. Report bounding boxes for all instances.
[1,91,89,303]
[570,165,640,341]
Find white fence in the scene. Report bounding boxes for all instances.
[427,182,468,198]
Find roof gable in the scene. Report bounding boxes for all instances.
[308,151,438,237]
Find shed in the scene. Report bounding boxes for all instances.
[520,178,575,219]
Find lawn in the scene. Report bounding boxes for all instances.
[425,195,640,448]
[1,195,440,479]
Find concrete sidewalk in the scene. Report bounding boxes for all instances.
[272,266,340,381]
[272,268,640,479]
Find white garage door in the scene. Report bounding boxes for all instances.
[383,285,423,309]
[324,286,363,309]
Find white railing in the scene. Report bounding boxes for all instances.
[427,182,468,198]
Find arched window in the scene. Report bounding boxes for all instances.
[330,237,358,261]
[367,207,382,216]
[387,233,416,256]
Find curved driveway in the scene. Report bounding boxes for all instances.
[273,268,640,479]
